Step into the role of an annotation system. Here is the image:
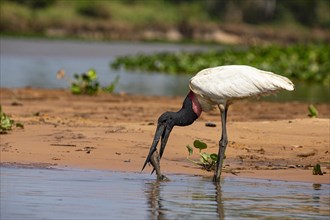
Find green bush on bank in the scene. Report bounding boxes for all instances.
[111,43,329,84]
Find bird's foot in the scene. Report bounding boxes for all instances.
[157,174,170,181]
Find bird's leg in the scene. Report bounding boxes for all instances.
[150,149,169,181]
[213,105,228,182]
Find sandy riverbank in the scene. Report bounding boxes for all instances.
[0,88,329,184]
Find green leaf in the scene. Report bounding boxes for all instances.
[104,76,120,93]
[104,85,115,93]
[0,106,15,134]
[210,153,218,162]
[193,140,207,152]
[200,152,211,163]
[71,84,81,94]
[308,104,318,118]
[82,73,90,82]
[87,69,97,80]
[1,117,12,130]
[186,145,193,156]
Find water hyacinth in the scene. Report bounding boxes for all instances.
[111,43,329,85]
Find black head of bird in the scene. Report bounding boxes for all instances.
[141,92,200,178]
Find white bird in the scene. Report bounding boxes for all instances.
[142,65,294,182]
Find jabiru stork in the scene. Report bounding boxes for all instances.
[142,65,294,182]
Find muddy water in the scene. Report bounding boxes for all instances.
[1,166,329,220]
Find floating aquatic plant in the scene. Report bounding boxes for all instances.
[112,43,329,84]
[57,69,120,95]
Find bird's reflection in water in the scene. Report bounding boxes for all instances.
[145,180,166,220]
[144,178,225,220]
[215,182,225,220]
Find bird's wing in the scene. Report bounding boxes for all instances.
[189,65,294,104]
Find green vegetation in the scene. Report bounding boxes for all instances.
[0,106,24,134]
[103,75,120,94]
[1,0,329,42]
[186,140,218,171]
[308,104,319,118]
[8,0,56,9]
[71,69,100,95]
[308,105,319,118]
[76,1,111,19]
[0,106,14,133]
[2,0,329,27]
[57,69,119,95]
[313,164,323,175]
[111,43,330,84]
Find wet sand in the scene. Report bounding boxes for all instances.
[1,88,329,183]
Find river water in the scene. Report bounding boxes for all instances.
[0,38,204,96]
[1,166,329,220]
[1,37,329,102]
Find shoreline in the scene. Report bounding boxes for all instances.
[1,88,329,184]
[1,162,328,185]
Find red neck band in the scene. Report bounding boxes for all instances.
[188,91,202,117]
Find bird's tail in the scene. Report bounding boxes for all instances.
[277,75,294,91]
[260,70,295,92]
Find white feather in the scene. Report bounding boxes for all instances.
[189,65,294,111]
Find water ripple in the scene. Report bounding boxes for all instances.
[1,167,329,220]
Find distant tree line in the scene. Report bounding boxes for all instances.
[167,0,329,27]
[4,0,330,28]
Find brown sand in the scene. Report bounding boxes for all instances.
[0,88,329,184]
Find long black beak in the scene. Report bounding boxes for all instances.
[159,125,172,160]
[141,122,172,172]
